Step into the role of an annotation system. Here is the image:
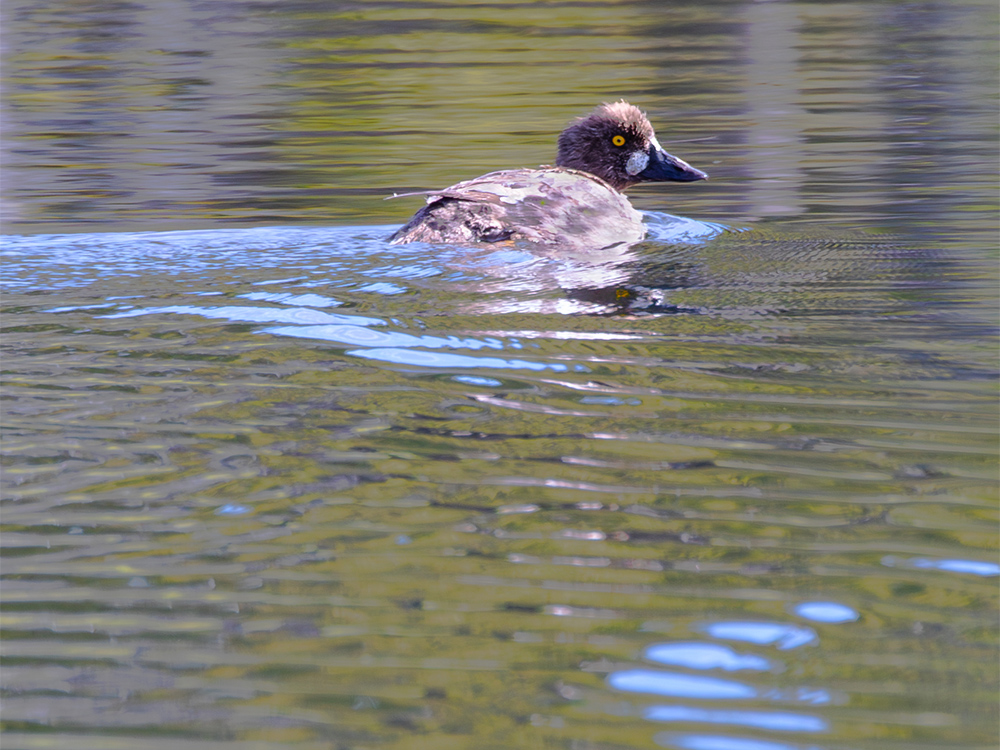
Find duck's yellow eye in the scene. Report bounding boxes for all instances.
[612,135,626,147]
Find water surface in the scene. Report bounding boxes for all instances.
[2,2,997,750]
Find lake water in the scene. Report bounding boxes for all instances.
[2,2,997,749]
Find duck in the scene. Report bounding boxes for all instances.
[388,101,707,250]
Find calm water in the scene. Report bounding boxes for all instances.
[2,2,998,750]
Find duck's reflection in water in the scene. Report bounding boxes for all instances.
[444,213,726,316]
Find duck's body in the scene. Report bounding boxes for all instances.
[390,167,646,249]
[389,101,707,250]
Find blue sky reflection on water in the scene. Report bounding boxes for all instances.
[99,301,579,372]
[791,603,858,624]
[610,617,838,734]
[700,623,818,650]
[103,305,384,328]
[344,347,574,372]
[645,643,772,672]
[94,293,593,372]
[654,734,823,750]
[882,556,1000,578]
[645,706,828,733]
[608,670,758,700]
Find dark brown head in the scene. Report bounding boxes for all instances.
[555,101,707,191]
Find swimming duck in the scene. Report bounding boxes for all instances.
[388,101,707,250]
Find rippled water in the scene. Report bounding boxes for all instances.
[2,2,997,750]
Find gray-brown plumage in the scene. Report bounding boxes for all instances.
[389,101,707,250]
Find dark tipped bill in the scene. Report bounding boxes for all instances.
[637,138,708,183]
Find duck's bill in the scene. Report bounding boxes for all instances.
[638,144,708,183]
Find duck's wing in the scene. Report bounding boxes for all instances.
[442,168,646,247]
[390,168,645,249]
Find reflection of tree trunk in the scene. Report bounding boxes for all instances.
[872,3,991,241]
[744,0,805,219]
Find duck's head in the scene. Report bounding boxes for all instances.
[556,101,708,191]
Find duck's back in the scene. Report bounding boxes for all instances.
[389,167,646,250]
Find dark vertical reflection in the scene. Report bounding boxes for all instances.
[742,0,805,219]
[869,2,998,241]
